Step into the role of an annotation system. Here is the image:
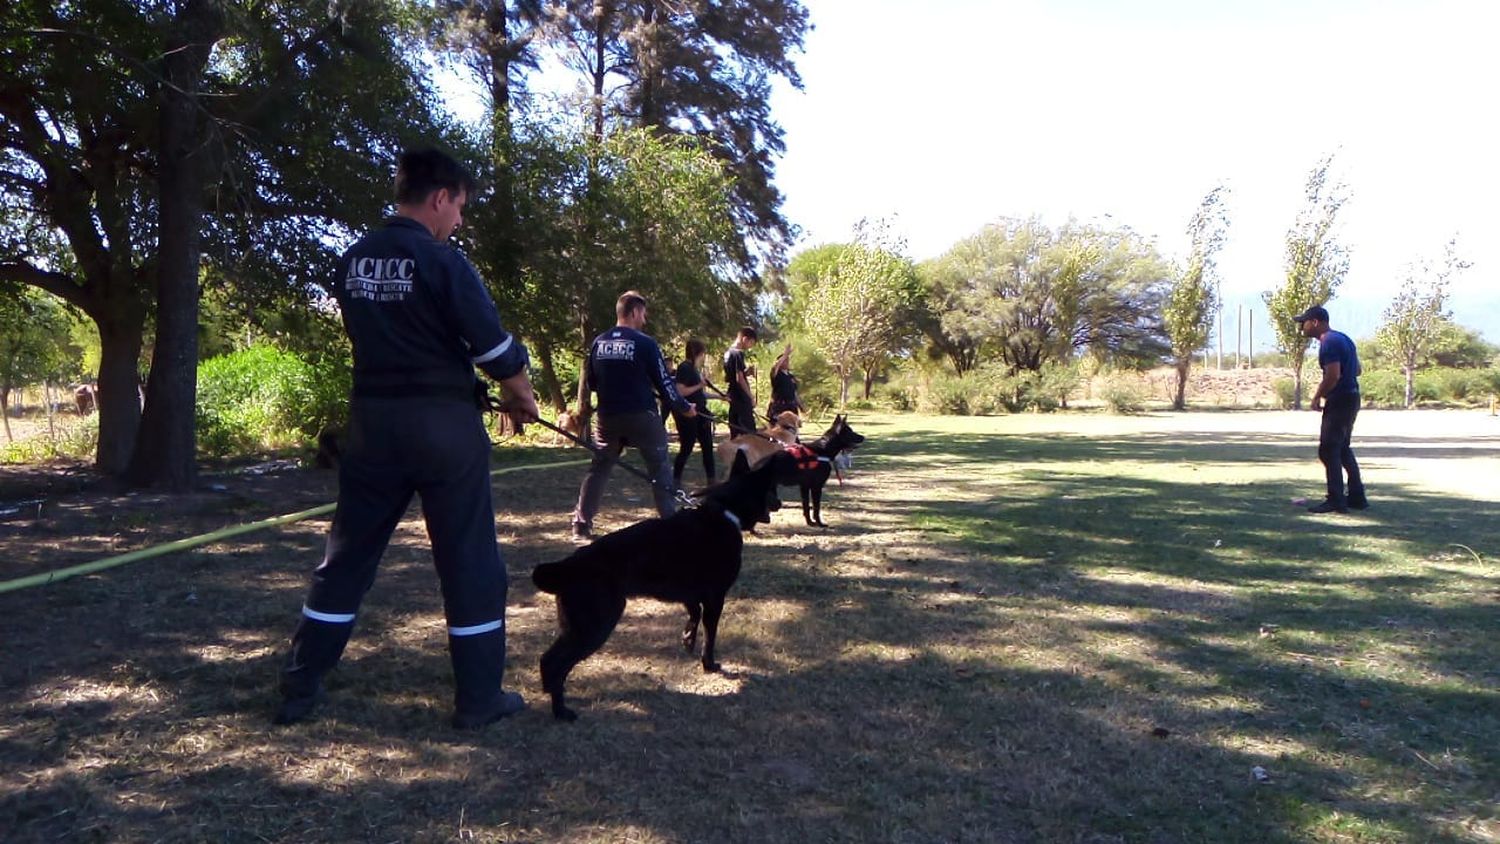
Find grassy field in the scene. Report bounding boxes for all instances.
[2,409,1497,843]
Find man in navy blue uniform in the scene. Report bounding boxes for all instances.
[274,148,539,729]
[1295,305,1368,514]
[571,291,694,541]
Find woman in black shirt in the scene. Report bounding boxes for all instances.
[767,342,804,424]
[673,339,717,483]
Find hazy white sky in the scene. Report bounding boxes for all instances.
[771,0,1498,327]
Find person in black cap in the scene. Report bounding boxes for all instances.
[570,291,695,541]
[275,147,540,729]
[1294,304,1367,513]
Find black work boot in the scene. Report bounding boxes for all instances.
[452,691,526,729]
[1308,499,1348,514]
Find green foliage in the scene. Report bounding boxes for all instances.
[791,222,924,405]
[1376,239,1468,407]
[1262,155,1350,407]
[0,287,83,394]
[920,218,1171,377]
[1100,374,1149,415]
[1164,187,1229,409]
[480,126,746,407]
[1272,378,1297,409]
[195,345,349,457]
[1431,322,1500,369]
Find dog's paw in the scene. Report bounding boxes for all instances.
[552,703,579,722]
[702,661,722,673]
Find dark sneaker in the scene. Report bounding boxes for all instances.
[1307,500,1348,514]
[570,524,592,544]
[1348,499,1369,510]
[272,689,324,726]
[452,691,527,729]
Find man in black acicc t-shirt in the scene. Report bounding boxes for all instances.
[274,148,539,730]
[570,291,694,541]
[722,326,758,435]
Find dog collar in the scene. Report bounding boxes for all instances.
[722,510,742,530]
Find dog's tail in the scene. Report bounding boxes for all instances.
[531,560,569,594]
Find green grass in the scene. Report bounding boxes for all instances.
[1,409,1496,842]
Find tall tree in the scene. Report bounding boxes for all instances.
[1163,186,1230,410]
[921,219,1171,376]
[1,0,450,487]
[1263,155,1350,408]
[541,0,809,272]
[794,223,922,404]
[1377,239,1468,407]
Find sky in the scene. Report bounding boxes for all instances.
[768,0,1500,346]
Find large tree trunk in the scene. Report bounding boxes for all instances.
[534,337,567,411]
[1,388,11,442]
[94,311,147,475]
[127,0,224,490]
[1404,361,1415,408]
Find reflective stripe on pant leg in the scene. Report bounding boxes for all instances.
[418,413,509,714]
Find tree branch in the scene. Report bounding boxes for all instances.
[0,261,88,310]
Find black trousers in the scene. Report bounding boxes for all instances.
[673,413,715,482]
[727,391,756,437]
[280,397,511,717]
[1318,392,1365,507]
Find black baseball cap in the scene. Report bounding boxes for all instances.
[1292,305,1329,323]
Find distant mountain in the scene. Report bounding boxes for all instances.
[1214,289,1498,357]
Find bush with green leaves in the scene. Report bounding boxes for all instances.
[1100,374,1148,415]
[196,345,350,457]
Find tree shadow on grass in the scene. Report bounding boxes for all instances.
[2,431,1496,843]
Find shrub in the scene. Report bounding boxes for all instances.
[1359,370,1404,407]
[197,345,350,457]
[1100,375,1147,415]
[1272,378,1296,409]
[0,416,97,464]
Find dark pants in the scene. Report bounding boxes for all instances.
[572,410,676,529]
[1319,392,1365,507]
[727,390,756,437]
[279,397,511,717]
[673,413,715,482]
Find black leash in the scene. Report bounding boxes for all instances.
[496,401,700,508]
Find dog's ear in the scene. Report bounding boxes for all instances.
[730,449,752,478]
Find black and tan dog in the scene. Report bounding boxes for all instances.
[532,450,795,721]
[782,414,865,527]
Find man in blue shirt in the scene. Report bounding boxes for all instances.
[571,291,694,541]
[275,148,539,729]
[1295,305,1368,514]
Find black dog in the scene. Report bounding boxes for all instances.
[783,414,866,527]
[532,450,793,721]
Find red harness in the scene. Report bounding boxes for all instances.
[783,443,823,473]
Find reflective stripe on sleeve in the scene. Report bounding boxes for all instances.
[471,336,513,364]
[448,619,504,637]
[302,605,356,623]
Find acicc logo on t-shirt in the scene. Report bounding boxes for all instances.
[596,337,636,360]
[346,256,415,302]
